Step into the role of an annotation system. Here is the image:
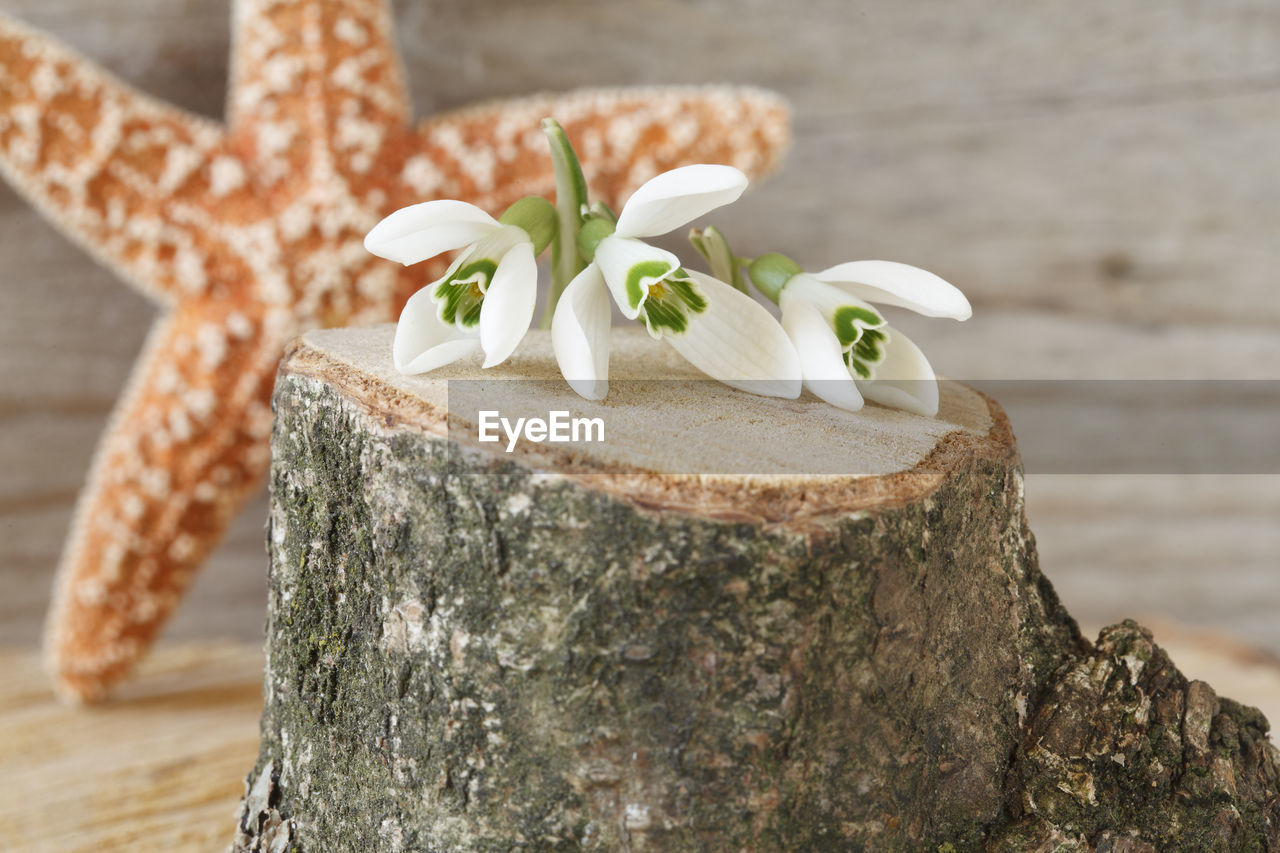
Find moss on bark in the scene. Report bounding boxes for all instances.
[232,364,1280,852]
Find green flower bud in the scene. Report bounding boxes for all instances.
[498,196,558,255]
[577,216,617,264]
[748,252,803,303]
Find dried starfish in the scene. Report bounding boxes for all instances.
[0,0,790,702]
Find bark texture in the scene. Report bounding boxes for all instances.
[233,329,1280,852]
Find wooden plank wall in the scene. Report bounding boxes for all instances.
[1,0,1277,650]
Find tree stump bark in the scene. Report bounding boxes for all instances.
[232,326,1280,852]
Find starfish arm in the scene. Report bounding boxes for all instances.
[396,85,792,216]
[228,0,411,189]
[44,301,281,703]
[0,11,234,307]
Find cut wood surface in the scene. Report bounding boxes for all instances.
[1,0,1278,676]
[299,324,999,515]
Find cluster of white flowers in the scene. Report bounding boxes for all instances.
[364,120,970,417]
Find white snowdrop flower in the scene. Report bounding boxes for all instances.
[365,197,556,373]
[552,165,800,401]
[752,253,971,416]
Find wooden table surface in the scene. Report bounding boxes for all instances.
[0,643,263,852]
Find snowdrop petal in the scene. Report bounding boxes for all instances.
[552,264,612,401]
[393,284,480,374]
[815,260,972,320]
[779,291,864,411]
[783,273,886,345]
[663,270,801,399]
[593,236,683,320]
[468,224,531,265]
[479,241,537,368]
[856,326,939,416]
[365,200,500,266]
[614,165,749,239]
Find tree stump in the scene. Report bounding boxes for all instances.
[233,326,1280,852]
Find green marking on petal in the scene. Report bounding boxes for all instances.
[852,327,889,365]
[844,349,874,379]
[641,295,688,335]
[844,327,890,379]
[637,272,706,337]
[625,259,675,311]
[667,275,707,315]
[832,304,885,347]
[459,296,484,328]
[434,258,498,329]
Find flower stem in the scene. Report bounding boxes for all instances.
[539,118,589,328]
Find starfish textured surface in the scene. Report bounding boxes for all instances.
[0,0,791,702]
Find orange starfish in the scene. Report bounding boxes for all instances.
[0,0,790,702]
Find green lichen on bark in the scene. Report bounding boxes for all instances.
[233,369,1280,852]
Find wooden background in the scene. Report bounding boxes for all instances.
[1,0,1278,656]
